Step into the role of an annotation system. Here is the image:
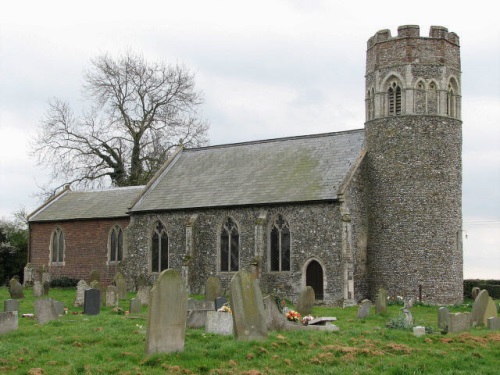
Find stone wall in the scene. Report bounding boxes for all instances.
[125,202,351,305]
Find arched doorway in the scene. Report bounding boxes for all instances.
[306,260,324,300]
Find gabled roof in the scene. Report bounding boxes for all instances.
[28,185,145,222]
[131,129,364,212]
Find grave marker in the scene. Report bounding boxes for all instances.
[130,298,141,314]
[0,311,18,335]
[448,312,471,333]
[74,280,89,307]
[375,288,387,314]
[357,299,371,319]
[206,311,233,335]
[84,289,101,315]
[296,286,315,316]
[438,307,450,331]
[9,277,24,299]
[35,298,59,324]
[106,285,119,307]
[114,271,127,300]
[205,276,223,302]
[4,299,19,312]
[263,295,287,331]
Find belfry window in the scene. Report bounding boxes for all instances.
[270,214,290,272]
[151,221,168,273]
[220,217,239,272]
[50,227,65,264]
[388,82,401,116]
[447,84,456,118]
[109,226,123,263]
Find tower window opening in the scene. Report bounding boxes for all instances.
[388,82,402,116]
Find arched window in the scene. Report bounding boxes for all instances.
[366,88,375,120]
[270,214,290,272]
[388,81,401,116]
[50,227,64,264]
[151,221,168,273]
[109,226,124,263]
[415,81,426,114]
[220,217,239,272]
[428,81,438,114]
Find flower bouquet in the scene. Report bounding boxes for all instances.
[286,310,301,322]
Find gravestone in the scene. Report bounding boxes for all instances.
[145,269,187,354]
[74,280,89,307]
[357,299,371,319]
[205,276,223,302]
[53,301,65,316]
[206,311,234,335]
[375,288,387,314]
[188,299,215,311]
[413,326,425,337]
[90,280,100,290]
[402,308,413,326]
[437,307,450,331]
[89,270,100,283]
[129,298,141,314]
[296,286,315,317]
[471,287,481,300]
[0,311,18,335]
[229,270,267,341]
[471,289,497,327]
[187,299,215,328]
[106,285,119,307]
[9,277,24,299]
[84,289,101,315]
[137,286,150,305]
[33,281,44,298]
[487,317,500,330]
[114,272,127,300]
[4,299,19,312]
[448,312,471,333]
[263,295,287,331]
[35,298,59,324]
[215,296,228,311]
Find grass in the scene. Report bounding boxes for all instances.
[0,287,499,374]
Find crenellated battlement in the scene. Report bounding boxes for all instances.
[367,25,459,49]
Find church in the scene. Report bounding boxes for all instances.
[27,25,463,305]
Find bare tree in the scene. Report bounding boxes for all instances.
[32,51,209,194]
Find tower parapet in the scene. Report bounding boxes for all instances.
[364,26,463,305]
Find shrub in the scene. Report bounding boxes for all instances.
[50,277,79,288]
[464,280,500,299]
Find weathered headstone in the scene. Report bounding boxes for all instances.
[90,280,100,290]
[205,276,223,302]
[402,308,413,326]
[215,296,228,311]
[357,299,371,319]
[84,289,101,315]
[471,289,497,327]
[188,299,215,311]
[206,311,234,335]
[145,269,187,354]
[74,280,89,307]
[35,298,59,324]
[4,299,19,312]
[9,277,24,299]
[0,311,18,335]
[413,326,425,337]
[471,287,481,300]
[106,285,119,307]
[53,301,65,316]
[229,270,267,341]
[437,307,450,331]
[263,295,287,331]
[448,312,471,333]
[89,269,100,283]
[137,286,151,305]
[487,317,500,330]
[375,288,387,314]
[114,271,127,300]
[296,286,315,317]
[33,281,44,298]
[187,299,215,328]
[130,297,141,314]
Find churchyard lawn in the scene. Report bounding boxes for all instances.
[0,287,499,374]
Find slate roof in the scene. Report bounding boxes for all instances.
[29,186,145,222]
[131,129,364,212]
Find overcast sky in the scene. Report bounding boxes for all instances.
[0,0,498,279]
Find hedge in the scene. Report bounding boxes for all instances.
[464,279,500,299]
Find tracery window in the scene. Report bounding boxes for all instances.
[50,227,65,264]
[388,81,402,116]
[270,214,290,272]
[447,83,456,118]
[220,217,239,272]
[151,221,168,273]
[109,225,123,263]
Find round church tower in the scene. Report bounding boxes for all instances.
[364,25,463,304]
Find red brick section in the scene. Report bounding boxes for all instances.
[29,218,130,284]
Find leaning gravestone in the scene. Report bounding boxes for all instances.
[263,295,287,331]
[129,298,141,314]
[375,288,387,314]
[35,298,59,324]
[145,269,187,354]
[471,287,481,300]
[357,299,372,319]
[230,270,267,341]
[205,276,223,302]
[74,280,89,307]
[470,289,497,327]
[4,299,19,312]
[106,285,119,307]
[296,286,315,316]
[0,311,18,335]
[84,289,101,315]
[9,277,24,299]
[438,307,450,331]
[114,272,127,300]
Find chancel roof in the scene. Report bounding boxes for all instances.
[131,129,364,212]
[29,186,145,222]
